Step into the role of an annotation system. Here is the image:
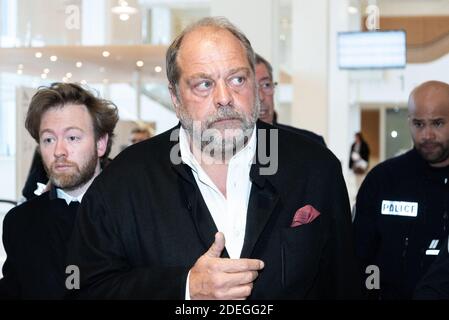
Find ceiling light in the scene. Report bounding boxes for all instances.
[35,52,42,58]
[43,68,50,74]
[80,80,87,85]
[112,0,137,21]
[348,6,358,14]
[136,60,144,67]
[391,130,398,138]
[76,62,82,68]
[66,72,72,78]
[17,69,23,75]
[119,14,130,21]
[102,51,110,58]
[154,66,162,73]
[41,73,47,79]
[62,77,68,82]
[50,55,58,62]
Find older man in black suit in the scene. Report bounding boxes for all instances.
[67,17,360,299]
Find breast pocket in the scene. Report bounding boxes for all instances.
[280,216,326,297]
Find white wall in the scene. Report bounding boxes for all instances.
[109,83,178,134]
[355,52,449,104]
[0,157,15,200]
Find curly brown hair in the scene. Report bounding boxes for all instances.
[25,82,119,163]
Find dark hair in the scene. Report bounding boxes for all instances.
[166,16,256,90]
[25,82,119,162]
[255,53,273,81]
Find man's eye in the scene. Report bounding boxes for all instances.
[42,137,54,144]
[68,136,80,142]
[414,122,424,128]
[230,76,245,86]
[195,80,213,91]
[434,121,444,128]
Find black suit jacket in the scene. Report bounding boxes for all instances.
[0,187,79,299]
[67,121,360,299]
[274,122,326,147]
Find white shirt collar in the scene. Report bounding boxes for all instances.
[56,188,84,205]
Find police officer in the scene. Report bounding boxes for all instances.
[353,80,449,299]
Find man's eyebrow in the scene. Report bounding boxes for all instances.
[228,67,251,76]
[39,126,84,136]
[258,76,271,82]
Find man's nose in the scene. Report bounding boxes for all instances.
[54,139,68,158]
[213,81,233,108]
[422,126,436,141]
[258,85,267,102]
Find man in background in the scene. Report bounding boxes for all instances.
[354,80,449,299]
[255,53,326,147]
[0,83,118,299]
[129,126,153,145]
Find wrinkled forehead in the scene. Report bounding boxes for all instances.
[177,27,250,71]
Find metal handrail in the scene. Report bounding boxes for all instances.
[0,199,17,206]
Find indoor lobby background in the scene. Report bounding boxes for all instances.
[1,0,449,275]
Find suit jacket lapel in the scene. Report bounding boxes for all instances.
[240,122,280,258]
[240,163,279,258]
[170,129,229,258]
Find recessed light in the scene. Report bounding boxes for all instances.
[119,14,130,21]
[348,6,358,14]
[154,66,162,73]
[136,60,144,67]
[62,77,68,82]
[80,80,87,85]
[43,68,50,74]
[17,69,23,75]
[41,73,47,79]
[66,72,72,78]
[35,52,42,58]
[391,130,398,138]
[76,62,82,68]
[102,51,110,58]
[50,55,58,62]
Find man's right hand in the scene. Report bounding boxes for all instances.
[188,232,264,300]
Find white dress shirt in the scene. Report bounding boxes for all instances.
[179,126,256,299]
[56,188,84,205]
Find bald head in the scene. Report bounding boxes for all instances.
[408,81,449,113]
[408,80,449,167]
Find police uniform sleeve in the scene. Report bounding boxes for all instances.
[66,181,190,299]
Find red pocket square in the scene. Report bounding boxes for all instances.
[291,205,321,227]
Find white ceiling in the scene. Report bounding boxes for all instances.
[0,44,168,84]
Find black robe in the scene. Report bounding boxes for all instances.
[0,187,79,299]
[67,121,360,299]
